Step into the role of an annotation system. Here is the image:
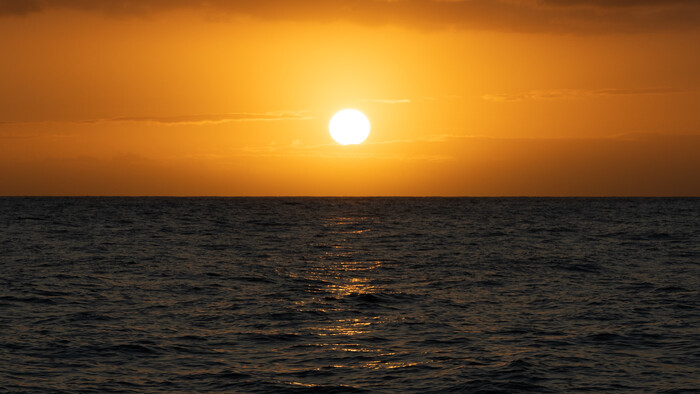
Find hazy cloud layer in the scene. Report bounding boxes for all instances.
[87,112,313,125]
[483,87,693,102]
[1,0,699,34]
[0,112,312,125]
[358,97,442,104]
[359,98,413,104]
[540,0,699,8]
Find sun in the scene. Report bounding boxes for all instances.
[329,109,370,145]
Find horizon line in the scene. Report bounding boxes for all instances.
[1,195,698,198]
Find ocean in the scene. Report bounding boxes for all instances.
[1,197,698,392]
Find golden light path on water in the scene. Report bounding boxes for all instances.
[281,214,426,376]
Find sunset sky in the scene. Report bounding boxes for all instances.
[1,0,699,196]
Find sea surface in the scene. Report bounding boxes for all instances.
[1,198,699,392]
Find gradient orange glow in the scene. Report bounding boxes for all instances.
[1,1,699,195]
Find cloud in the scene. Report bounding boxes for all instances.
[358,96,447,104]
[237,144,453,161]
[0,111,312,125]
[482,87,693,102]
[594,87,688,96]
[0,0,40,15]
[86,111,313,125]
[359,98,412,104]
[540,0,699,8]
[1,0,699,34]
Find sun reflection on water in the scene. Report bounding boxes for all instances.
[274,213,431,377]
[302,215,390,362]
[314,319,372,337]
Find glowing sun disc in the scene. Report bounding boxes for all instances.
[329,109,370,145]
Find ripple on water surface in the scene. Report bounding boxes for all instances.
[1,197,699,392]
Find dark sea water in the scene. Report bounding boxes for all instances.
[1,198,699,393]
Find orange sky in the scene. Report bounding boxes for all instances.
[1,0,699,196]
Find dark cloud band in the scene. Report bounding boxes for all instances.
[1,0,699,34]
